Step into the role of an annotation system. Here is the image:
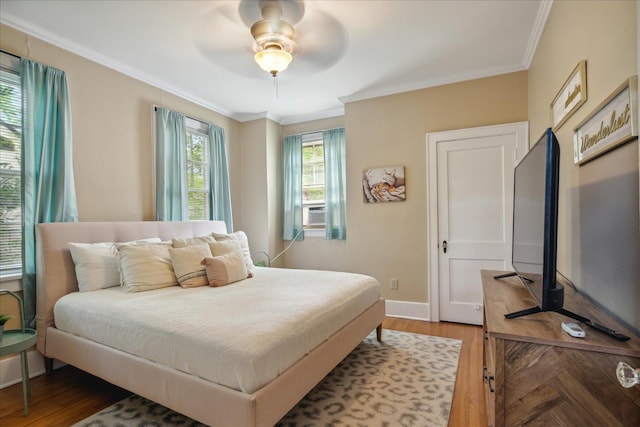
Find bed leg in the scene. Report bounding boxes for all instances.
[376,324,382,342]
[44,357,54,376]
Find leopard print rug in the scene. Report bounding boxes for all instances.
[74,330,462,427]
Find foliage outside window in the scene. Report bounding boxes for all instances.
[186,124,209,221]
[0,59,22,275]
[302,140,325,203]
[302,134,325,229]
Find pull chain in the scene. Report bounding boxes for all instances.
[273,73,279,99]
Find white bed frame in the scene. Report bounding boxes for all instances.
[35,221,385,427]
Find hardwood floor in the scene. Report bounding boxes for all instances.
[0,318,486,426]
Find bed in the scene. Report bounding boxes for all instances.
[35,221,385,427]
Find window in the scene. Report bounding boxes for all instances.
[0,53,22,276]
[302,133,325,228]
[185,117,210,221]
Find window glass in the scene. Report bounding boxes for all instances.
[302,137,325,228]
[185,127,209,221]
[302,142,325,202]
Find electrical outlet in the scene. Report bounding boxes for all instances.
[390,278,398,290]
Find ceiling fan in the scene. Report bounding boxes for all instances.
[194,0,347,79]
[250,2,296,76]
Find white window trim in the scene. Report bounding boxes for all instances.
[304,228,325,238]
[1,52,23,284]
[302,133,325,231]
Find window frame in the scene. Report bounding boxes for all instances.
[0,52,23,283]
[301,132,325,231]
[184,117,210,221]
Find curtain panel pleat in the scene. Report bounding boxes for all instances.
[154,107,187,221]
[21,58,78,327]
[282,134,303,241]
[323,128,347,240]
[208,124,233,233]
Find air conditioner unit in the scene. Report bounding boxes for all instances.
[308,206,325,226]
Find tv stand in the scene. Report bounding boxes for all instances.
[505,305,586,321]
[502,294,630,341]
[503,305,541,319]
[481,270,640,427]
[493,271,533,282]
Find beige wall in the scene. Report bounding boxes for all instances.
[281,116,348,270]
[2,1,637,329]
[528,0,639,331]
[0,24,241,223]
[282,73,528,305]
[237,118,284,266]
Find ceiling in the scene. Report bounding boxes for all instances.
[0,0,550,125]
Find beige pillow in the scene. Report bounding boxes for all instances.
[211,231,253,271]
[201,252,252,287]
[209,240,245,256]
[172,235,216,248]
[168,244,212,288]
[117,242,177,292]
[69,238,161,292]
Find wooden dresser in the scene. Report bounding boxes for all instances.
[481,270,640,427]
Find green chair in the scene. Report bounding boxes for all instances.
[0,289,37,416]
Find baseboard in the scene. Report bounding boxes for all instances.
[0,350,63,389]
[385,300,430,321]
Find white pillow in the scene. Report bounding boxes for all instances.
[209,240,245,256]
[169,244,212,288]
[211,231,253,271]
[172,235,216,248]
[69,238,161,292]
[117,242,177,292]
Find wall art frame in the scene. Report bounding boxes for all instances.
[551,60,587,130]
[362,166,405,203]
[573,75,637,165]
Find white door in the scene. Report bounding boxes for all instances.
[427,122,528,325]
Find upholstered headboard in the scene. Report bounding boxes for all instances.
[35,220,227,353]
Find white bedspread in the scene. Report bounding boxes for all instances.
[54,267,381,394]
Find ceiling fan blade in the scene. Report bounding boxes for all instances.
[193,2,263,78]
[290,9,347,73]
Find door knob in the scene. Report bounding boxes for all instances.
[442,240,447,253]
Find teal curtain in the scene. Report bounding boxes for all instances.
[208,124,233,233]
[21,58,78,327]
[323,128,347,240]
[282,134,303,240]
[155,107,187,221]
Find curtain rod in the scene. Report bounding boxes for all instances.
[1,49,20,59]
[153,105,218,129]
[283,126,344,138]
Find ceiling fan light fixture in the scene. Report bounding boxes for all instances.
[254,45,293,76]
[250,4,296,77]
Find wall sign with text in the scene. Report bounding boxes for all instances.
[573,76,638,165]
[551,60,587,130]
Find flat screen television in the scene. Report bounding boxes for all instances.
[506,128,563,317]
[495,129,630,341]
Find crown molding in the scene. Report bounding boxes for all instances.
[339,63,527,105]
[522,0,553,68]
[0,12,238,121]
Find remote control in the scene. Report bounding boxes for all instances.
[585,321,630,341]
[561,322,585,338]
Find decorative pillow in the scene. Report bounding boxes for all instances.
[172,235,216,248]
[117,242,177,292]
[208,240,245,256]
[201,252,251,287]
[69,238,161,292]
[168,244,212,288]
[211,231,253,271]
